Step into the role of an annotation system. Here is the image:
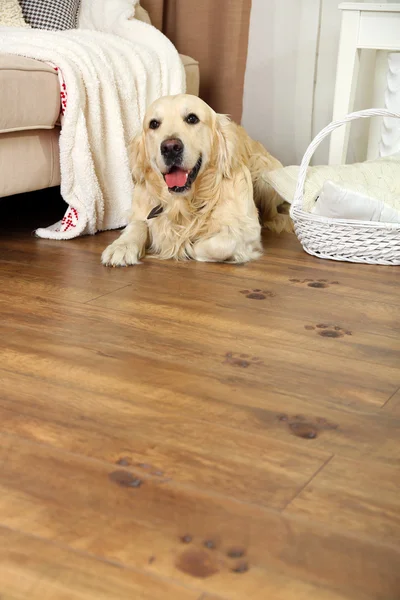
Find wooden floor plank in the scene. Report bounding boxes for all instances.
[383,387,400,416]
[0,528,361,600]
[0,526,201,600]
[0,261,130,304]
[98,230,399,290]
[1,311,400,463]
[2,233,399,327]
[0,432,396,600]
[0,291,398,413]
[2,366,400,468]
[0,398,331,511]
[285,455,400,545]
[87,282,399,366]
[0,235,138,287]
[3,275,399,363]
[262,233,400,295]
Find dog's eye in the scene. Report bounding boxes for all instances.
[185,113,200,125]
[149,119,161,130]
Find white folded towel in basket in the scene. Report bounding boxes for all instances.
[313,180,400,223]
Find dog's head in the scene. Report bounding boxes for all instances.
[130,94,239,195]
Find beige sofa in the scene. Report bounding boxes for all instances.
[0,37,199,198]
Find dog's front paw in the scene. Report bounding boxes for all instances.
[101,241,142,267]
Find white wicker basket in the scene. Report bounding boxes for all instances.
[290,108,400,265]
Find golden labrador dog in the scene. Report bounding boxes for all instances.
[102,94,290,267]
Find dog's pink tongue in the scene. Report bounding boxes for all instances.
[165,169,188,188]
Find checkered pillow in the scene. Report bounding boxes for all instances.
[19,0,81,30]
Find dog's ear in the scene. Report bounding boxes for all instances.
[214,113,239,178]
[129,133,147,184]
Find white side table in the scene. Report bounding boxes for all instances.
[328,2,400,165]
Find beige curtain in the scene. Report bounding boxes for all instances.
[141,0,252,122]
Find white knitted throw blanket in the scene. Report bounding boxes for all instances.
[0,1,185,238]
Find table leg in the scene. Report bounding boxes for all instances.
[328,9,361,164]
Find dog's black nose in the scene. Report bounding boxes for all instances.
[161,138,184,160]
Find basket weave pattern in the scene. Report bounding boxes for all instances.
[290,109,400,265]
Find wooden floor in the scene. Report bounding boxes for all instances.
[0,191,399,600]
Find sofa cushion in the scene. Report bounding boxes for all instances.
[0,55,60,133]
[0,128,60,198]
[19,0,81,30]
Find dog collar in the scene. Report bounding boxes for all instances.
[147,205,163,219]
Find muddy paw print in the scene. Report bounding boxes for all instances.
[305,323,352,338]
[277,413,338,439]
[108,470,143,488]
[240,289,275,300]
[176,535,250,578]
[115,458,165,478]
[289,278,339,289]
[176,548,219,578]
[224,353,263,368]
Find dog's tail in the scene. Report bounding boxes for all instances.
[242,132,293,233]
[252,160,293,234]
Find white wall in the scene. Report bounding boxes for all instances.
[242,0,321,166]
[242,0,391,166]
